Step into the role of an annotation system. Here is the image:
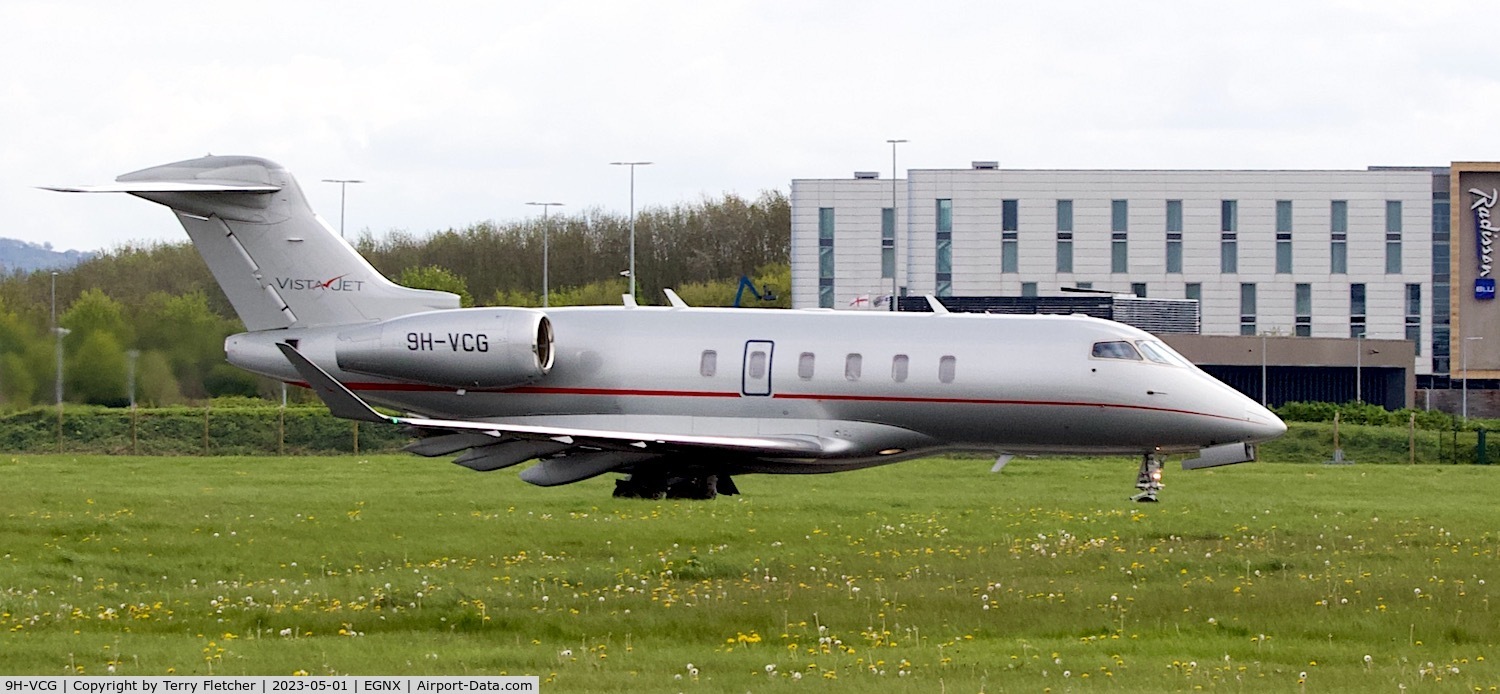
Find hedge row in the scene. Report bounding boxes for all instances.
[1271,401,1473,431]
[0,405,411,455]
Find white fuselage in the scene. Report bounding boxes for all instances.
[229,306,1285,466]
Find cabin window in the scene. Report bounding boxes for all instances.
[938,355,956,383]
[747,350,767,379]
[699,350,717,377]
[891,354,909,382]
[1091,341,1143,361]
[798,352,815,379]
[845,353,862,381]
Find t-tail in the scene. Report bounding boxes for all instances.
[43,155,458,330]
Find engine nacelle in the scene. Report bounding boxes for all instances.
[335,308,554,389]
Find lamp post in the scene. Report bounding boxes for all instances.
[126,349,140,409]
[1356,334,1363,403]
[1260,332,1268,406]
[526,202,564,308]
[1464,335,1485,420]
[51,272,62,407]
[321,178,364,239]
[609,162,652,301]
[886,139,906,309]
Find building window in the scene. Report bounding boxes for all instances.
[1386,200,1403,274]
[1056,200,1073,273]
[880,207,895,279]
[1239,282,1256,336]
[1166,200,1183,274]
[891,354,909,382]
[1185,283,1201,302]
[1294,283,1312,337]
[938,355,957,384]
[1275,200,1293,274]
[1131,283,1147,298]
[1331,200,1348,274]
[844,353,862,381]
[1001,199,1019,273]
[700,350,717,377]
[1221,199,1238,273]
[1021,282,1038,297]
[1406,284,1421,355]
[1111,200,1128,273]
[798,352,815,380]
[936,199,952,296]
[1433,193,1452,373]
[1350,283,1366,338]
[818,207,835,308]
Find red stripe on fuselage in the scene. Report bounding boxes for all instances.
[294,382,1240,422]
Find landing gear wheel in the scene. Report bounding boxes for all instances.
[665,475,718,500]
[1130,453,1164,503]
[613,474,666,500]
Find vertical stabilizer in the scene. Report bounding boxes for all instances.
[47,156,459,330]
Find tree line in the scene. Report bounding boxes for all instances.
[0,192,790,408]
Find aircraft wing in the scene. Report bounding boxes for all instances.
[276,342,829,457]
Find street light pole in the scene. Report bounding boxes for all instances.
[610,162,652,301]
[1464,335,1485,420]
[126,349,140,409]
[1356,334,1362,403]
[886,139,906,310]
[321,178,364,240]
[1260,332,1268,406]
[51,272,64,408]
[526,202,564,308]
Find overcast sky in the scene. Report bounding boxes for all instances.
[3,0,1496,251]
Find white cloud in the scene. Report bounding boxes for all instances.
[3,0,1500,250]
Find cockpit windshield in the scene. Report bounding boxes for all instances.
[1135,340,1192,367]
[1091,341,1143,360]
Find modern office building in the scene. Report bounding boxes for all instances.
[790,163,1458,393]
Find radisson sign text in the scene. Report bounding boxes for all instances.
[1474,187,1498,300]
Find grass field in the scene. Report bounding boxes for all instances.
[1,453,1496,691]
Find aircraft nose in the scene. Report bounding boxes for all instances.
[1243,404,1287,442]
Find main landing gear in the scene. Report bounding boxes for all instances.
[613,472,739,500]
[1130,453,1163,503]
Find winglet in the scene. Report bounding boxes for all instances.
[275,342,391,423]
[925,295,950,314]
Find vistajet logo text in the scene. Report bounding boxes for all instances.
[275,274,366,292]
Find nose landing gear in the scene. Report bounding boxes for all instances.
[1131,453,1163,503]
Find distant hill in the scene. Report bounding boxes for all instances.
[0,237,95,274]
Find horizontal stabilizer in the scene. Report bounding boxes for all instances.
[39,182,280,193]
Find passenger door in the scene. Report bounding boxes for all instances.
[741,340,774,396]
